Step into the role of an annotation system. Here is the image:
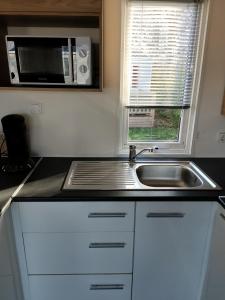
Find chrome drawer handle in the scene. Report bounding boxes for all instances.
[90,284,124,290]
[89,242,126,248]
[220,213,225,221]
[88,212,127,218]
[146,212,185,218]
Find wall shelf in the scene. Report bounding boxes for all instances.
[0,0,103,91]
[0,0,102,15]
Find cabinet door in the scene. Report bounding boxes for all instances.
[133,202,213,300]
[203,204,225,300]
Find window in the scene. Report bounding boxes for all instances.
[121,0,209,154]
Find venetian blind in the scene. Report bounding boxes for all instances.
[125,0,202,108]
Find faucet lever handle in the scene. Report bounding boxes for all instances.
[129,145,136,150]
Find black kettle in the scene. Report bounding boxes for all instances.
[1,114,34,172]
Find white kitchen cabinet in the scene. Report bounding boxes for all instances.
[133,202,214,300]
[12,200,219,300]
[29,274,132,300]
[12,201,134,300]
[202,203,225,300]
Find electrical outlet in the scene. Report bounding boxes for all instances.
[30,103,42,114]
[217,131,225,143]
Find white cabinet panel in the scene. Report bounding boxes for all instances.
[0,210,20,300]
[24,232,133,274]
[29,275,132,300]
[203,204,225,300]
[19,202,135,232]
[133,202,213,300]
[0,276,17,300]
[0,214,12,276]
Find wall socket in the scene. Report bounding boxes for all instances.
[217,131,225,143]
[30,103,42,114]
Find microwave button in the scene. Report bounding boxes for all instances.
[79,65,88,74]
[78,48,88,58]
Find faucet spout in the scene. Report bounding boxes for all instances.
[129,145,159,162]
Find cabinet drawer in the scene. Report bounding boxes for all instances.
[29,275,132,300]
[19,202,135,232]
[24,232,133,274]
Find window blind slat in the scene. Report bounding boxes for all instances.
[125,0,201,108]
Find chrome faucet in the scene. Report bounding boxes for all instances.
[129,145,159,162]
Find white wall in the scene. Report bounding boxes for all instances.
[193,0,225,157]
[0,0,225,157]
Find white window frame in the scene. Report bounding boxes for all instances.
[119,0,210,156]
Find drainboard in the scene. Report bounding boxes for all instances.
[63,161,137,190]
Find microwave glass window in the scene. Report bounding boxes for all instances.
[17,47,63,75]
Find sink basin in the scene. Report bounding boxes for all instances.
[134,161,220,190]
[136,164,201,188]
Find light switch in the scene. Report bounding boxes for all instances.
[217,131,225,143]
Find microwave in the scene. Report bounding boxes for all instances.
[6,36,92,86]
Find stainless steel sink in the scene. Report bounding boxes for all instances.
[63,160,221,190]
[134,161,220,190]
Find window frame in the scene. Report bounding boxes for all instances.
[119,0,210,156]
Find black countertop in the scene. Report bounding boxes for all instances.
[13,157,225,204]
[0,158,39,215]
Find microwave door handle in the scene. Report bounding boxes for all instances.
[68,38,73,84]
[62,41,72,84]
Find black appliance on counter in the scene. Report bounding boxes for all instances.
[1,114,34,173]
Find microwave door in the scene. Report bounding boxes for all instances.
[9,37,71,85]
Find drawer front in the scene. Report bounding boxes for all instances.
[135,201,213,232]
[24,232,133,274]
[19,202,135,232]
[29,275,132,300]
